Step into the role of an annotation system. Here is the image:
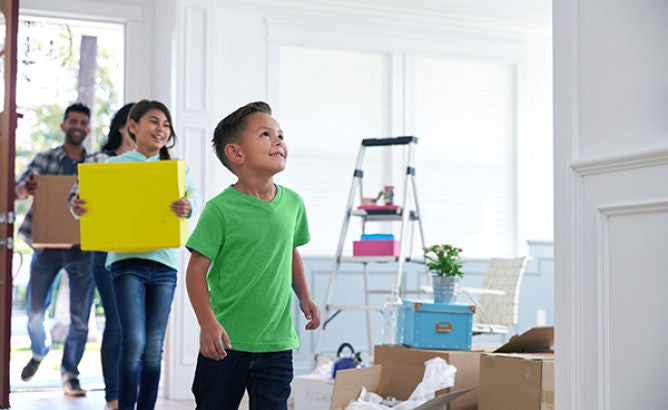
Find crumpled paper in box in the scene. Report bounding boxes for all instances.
[344,357,457,410]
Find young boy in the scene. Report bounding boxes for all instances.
[185,101,320,409]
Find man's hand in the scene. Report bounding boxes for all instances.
[16,173,39,199]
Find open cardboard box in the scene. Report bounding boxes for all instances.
[331,363,471,410]
[479,326,554,410]
[31,175,80,248]
[373,345,481,410]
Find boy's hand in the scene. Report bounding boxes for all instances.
[199,319,231,360]
[300,299,321,330]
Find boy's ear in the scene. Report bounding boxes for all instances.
[225,144,244,165]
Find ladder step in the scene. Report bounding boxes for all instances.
[350,209,418,220]
[362,136,417,146]
[339,256,424,264]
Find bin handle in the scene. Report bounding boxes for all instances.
[435,322,453,333]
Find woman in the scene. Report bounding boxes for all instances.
[72,100,201,410]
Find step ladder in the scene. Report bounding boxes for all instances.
[314,136,428,360]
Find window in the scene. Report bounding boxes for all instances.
[16,15,125,171]
[410,55,517,257]
[278,46,391,256]
[277,46,518,257]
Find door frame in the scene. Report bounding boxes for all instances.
[0,0,19,407]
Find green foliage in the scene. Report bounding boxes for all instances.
[423,244,464,277]
[15,17,123,174]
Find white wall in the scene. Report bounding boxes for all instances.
[554,0,668,408]
[208,1,553,243]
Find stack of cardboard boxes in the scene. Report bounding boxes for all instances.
[479,326,554,410]
[294,326,554,410]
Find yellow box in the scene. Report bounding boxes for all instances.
[78,160,187,252]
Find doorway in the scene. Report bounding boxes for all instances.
[9,14,124,393]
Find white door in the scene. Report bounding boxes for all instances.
[554,0,668,408]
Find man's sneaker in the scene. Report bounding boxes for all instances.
[62,378,86,397]
[20,358,41,381]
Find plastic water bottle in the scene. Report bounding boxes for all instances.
[381,292,402,345]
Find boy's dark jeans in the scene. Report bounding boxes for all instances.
[192,349,293,410]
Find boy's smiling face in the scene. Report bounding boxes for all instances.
[231,112,287,175]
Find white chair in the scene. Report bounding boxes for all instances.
[458,256,528,335]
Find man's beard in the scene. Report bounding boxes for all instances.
[65,130,86,146]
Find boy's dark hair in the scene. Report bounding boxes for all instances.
[212,101,272,171]
[128,99,176,160]
[101,102,135,152]
[63,102,91,122]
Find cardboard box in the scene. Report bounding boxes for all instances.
[78,160,187,252]
[374,344,481,410]
[398,300,475,350]
[31,175,80,248]
[331,364,471,410]
[293,374,334,410]
[353,239,400,256]
[479,326,554,410]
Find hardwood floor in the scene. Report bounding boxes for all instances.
[8,387,263,409]
[8,389,196,409]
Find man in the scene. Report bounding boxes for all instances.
[15,102,94,397]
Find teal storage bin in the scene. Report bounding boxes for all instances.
[398,299,475,350]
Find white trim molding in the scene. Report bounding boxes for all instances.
[569,147,668,176]
[596,199,668,410]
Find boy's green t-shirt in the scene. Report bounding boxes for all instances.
[186,185,310,352]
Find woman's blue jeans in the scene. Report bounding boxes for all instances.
[91,251,120,402]
[26,247,93,379]
[110,258,176,410]
[192,349,294,410]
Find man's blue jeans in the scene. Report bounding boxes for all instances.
[92,251,120,402]
[110,258,176,410]
[192,349,294,410]
[26,247,93,378]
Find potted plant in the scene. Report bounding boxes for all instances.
[423,244,463,303]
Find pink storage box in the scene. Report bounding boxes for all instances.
[353,240,400,256]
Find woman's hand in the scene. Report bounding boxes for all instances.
[71,196,88,217]
[170,197,192,218]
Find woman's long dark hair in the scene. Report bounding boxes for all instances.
[127,100,177,160]
[101,103,135,153]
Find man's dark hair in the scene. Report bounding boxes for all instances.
[212,101,272,171]
[63,102,91,122]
